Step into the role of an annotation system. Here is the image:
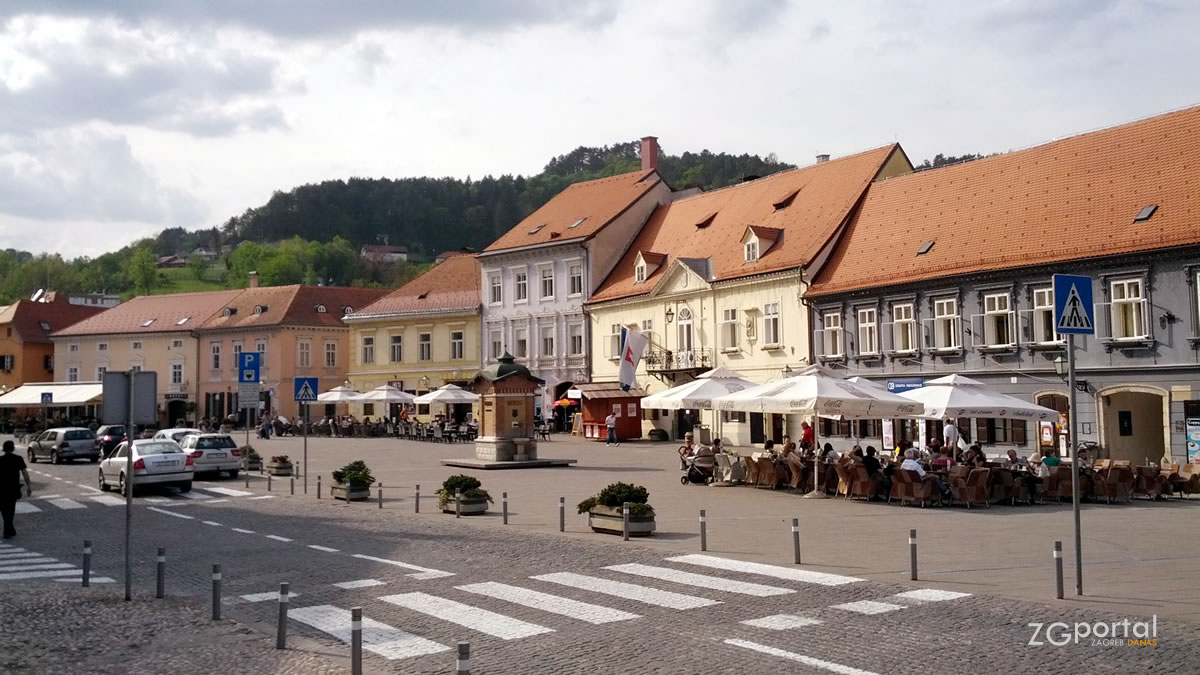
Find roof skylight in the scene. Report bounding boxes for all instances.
[917,241,935,255]
[1133,205,1158,223]
[528,224,546,235]
[141,318,156,327]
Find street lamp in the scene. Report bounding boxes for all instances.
[783,364,793,375]
[1053,355,1067,378]
[664,307,675,323]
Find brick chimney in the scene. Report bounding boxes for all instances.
[248,271,259,288]
[815,153,830,164]
[640,136,659,172]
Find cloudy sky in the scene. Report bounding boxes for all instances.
[1,0,1198,257]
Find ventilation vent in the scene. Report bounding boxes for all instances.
[695,212,717,229]
[528,224,545,235]
[568,217,586,229]
[773,188,802,210]
[254,305,267,315]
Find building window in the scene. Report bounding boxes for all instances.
[96,365,107,380]
[892,302,916,352]
[489,330,503,360]
[744,239,759,263]
[641,319,652,333]
[67,366,79,382]
[390,335,402,362]
[983,293,1013,346]
[1111,279,1147,339]
[131,341,142,350]
[763,302,781,346]
[419,333,432,361]
[1032,288,1060,343]
[210,343,221,369]
[362,336,375,364]
[514,327,528,358]
[932,298,960,350]
[298,340,311,368]
[97,342,108,352]
[857,307,878,355]
[362,403,375,416]
[823,312,843,357]
[569,323,584,356]
[975,418,1028,446]
[721,309,739,350]
[69,343,79,353]
[171,363,183,385]
[255,339,266,362]
[677,307,694,354]
[514,270,528,302]
[609,324,622,359]
[541,326,555,357]
[171,339,183,349]
[489,273,502,305]
[540,267,555,300]
[130,364,143,373]
[721,410,747,423]
[324,342,337,368]
[569,263,583,296]
[635,264,646,283]
[231,342,242,370]
[450,330,465,360]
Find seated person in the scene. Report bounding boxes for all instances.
[850,446,864,460]
[863,446,890,498]
[677,432,697,469]
[819,443,840,464]
[1042,453,1062,469]
[931,446,956,469]
[763,439,777,457]
[780,435,796,457]
[1004,448,1028,469]
[900,449,951,500]
[709,438,725,455]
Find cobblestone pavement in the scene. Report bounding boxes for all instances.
[2,435,1195,674]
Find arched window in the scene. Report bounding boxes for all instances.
[676,306,694,358]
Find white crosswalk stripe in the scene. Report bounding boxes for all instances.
[379,592,554,640]
[725,639,882,675]
[0,564,77,579]
[892,589,971,603]
[457,581,640,624]
[202,487,253,497]
[0,552,43,560]
[89,495,126,506]
[666,554,862,586]
[47,498,86,510]
[14,502,41,514]
[350,554,454,580]
[0,557,58,567]
[242,591,299,603]
[740,614,823,631]
[830,600,905,615]
[531,572,720,610]
[290,604,451,660]
[333,579,386,590]
[604,563,793,597]
[178,491,212,500]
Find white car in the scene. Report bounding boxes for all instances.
[153,427,202,444]
[98,439,194,495]
[178,434,241,478]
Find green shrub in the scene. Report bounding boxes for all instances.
[626,503,655,517]
[578,482,653,515]
[240,446,261,461]
[332,460,374,489]
[270,454,290,463]
[438,474,491,507]
[576,496,598,514]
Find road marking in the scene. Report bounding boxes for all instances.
[203,487,253,497]
[892,589,971,603]
[0,552,42,560]
[143,497,171,503]
[231,528,256,534]
[350,554,455,579]
[199,499,230,504]
[289,604,451,660]
[248,495,276,500]
[724,639,881,675]
[48,498,86,510]
[33,494,62,499]
[89,495,126,506]
[308,545,339,553]
[52,476,64,481]
[379,592,554,640]
[57,576,114,583]
[265,535,293,542]
[242,591,299,602]
[179,492,212,500]
[202,521,223,526]
[0,564,77,578]
[531,572,720,610]
[666,554,862,586]
[14,502,41,514]
[333,579,385,589]
[0,548,32,555]
[78,485,103,493]
[0,557,58,567]
[830,600,905,615]
[740,614,823,630]
[147,507,195,520]
[457,581,639,625]
[604,563,792,597]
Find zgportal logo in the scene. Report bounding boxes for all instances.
[1028,617,1158,647]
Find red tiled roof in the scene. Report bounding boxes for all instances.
[349,254,481,317]
[0,295,106,344]
[52,289,241,337]
[195,285,388,331]
[484,170,662,252]
[589,145,904,303]
[747,225,783,242]
[809,105,1200,295]
[638,252,666,265]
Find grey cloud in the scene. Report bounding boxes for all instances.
[809,20,831,41]
[709,0,789,35]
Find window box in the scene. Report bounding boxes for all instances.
[1103,337,1156,352]
[760,343,784,351]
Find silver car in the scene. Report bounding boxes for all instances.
[98,439,193,495]
[178,434,241,478]
[27,427,99,464]
[153,427,202,444]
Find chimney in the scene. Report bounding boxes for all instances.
[640,136,659,172]
[248,271,259,288]
[815,153,830,164]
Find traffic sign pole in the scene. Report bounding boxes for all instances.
[303,402,309,495]
[294,377,318,495]
[1068,334,1082,596]
[1053,274,1093,598]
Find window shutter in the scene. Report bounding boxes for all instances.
[975,418,987,444]
[838,419,851,437]
[1012,420,1027,446]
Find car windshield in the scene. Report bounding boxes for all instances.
[197,436,236,450]
[136,442,181,455]
[104,426,125,436]
[64,430,95,441]
[170,431,197,442]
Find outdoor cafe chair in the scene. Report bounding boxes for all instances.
[950,468,991,509]
[833,461,854,498]
[1179,464,1200,497]
[847,464,879,501]
[1099,465,1135,504]
[755,457,779,489]
[742,457,759,487]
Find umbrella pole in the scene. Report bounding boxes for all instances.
[803,413,826,499]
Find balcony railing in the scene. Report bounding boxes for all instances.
[645,348,712,373]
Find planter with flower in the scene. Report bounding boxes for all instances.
[331,460,374,501]
[576,482,655,536]
[266,454,292,476]
[241,446,262,471]
[438,474,492,515]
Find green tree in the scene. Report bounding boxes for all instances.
[260,253,303,286]
[187,253,208,281]
[129,247,157,295]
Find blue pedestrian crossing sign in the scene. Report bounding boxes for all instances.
[40,392,52,405]
[294,377,319,402]
[1053,274,1095,335]
[239,352,261,383]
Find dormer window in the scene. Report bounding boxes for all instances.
[222,307,237,317]
[254,305,267,315]
[635,264,646,283]
[633,251,664,284]
[744,240,759,263]
[315,304,327,313]
[38,321,50,331]
[568,217,586,229]
[342,306,352,315]
[741,225,780,264]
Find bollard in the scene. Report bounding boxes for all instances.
[457,641,471,675]
[1054,540,1064,600]
[350,606,363,675]
[455,488,462,518]
[558,497,565,532]
[791,518,801,565]
[909,529,918,581]
[276,582,289,649]
[156,547,166,599]
[622,502,630,542]
[415,484,420,513]
[699,510,707,552]
[245,474,250,489]
[378,483,383,509]
[82,539,92,588]
[211,564,222,620]
[502,492,508,525]
[290,477,295,496]
[268,474,272,492]
[317,475,322,499]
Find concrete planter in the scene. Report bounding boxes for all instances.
[441,495,489,515]
[266,461,293,476]
[587,505,656,536]
[331,484,370,501]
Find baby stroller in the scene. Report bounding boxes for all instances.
[681,452,716,485]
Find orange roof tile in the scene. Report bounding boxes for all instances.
[809,106,1200,296]
[52,289,242,337]
[196,285,389,331]
[349,254,481,317]
[589,145,904,303]
[484,170,662,252]
[0,295,106,344]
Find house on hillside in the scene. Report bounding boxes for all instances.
[156,255,187,268]
[68,293,121,309]
[361,245,409,264]
[435,248,475,264]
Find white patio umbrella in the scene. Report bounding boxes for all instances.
[898,374,1060,421]
[354,384,416,404]
[317,385,362,402]
[413,383,480,404]
[641,367,756,410]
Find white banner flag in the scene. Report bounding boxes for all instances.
[618,326,648,392]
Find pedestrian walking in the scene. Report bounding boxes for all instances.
[0,440,33,539]
[605,412,619,446]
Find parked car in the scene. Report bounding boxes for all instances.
[153,428,202,444]
[96,425,128,455]
[27,427,100,464]
[98,439,193,495]
[178,434,241,478]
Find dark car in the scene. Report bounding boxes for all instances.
[96,425,128,455]
[27,427,100,464]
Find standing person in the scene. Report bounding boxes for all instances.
[0,440,33,539]
[605,412,619,446]
[800,421,814,452]
[942,418,961,452]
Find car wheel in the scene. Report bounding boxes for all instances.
[178,482,192,493]
[118,473,127,497]
[228,469,239,480]
[27,449,36,463]
[99,469,110,492]
[50,451,59,465]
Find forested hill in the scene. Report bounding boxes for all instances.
[221,140,796,259]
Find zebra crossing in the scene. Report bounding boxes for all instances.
[0,542,114,583]
[271,554,971,665]
[13,485,264,514]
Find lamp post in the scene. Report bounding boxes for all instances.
[664,307,675,324]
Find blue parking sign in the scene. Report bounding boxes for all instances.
[1053,274,1095,335]
[239,352,261,383]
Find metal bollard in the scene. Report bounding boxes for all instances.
[276,582,289,649]
[415,484,420,513]
[317,475,322,499]
[82,539,92,588]
[350,606,363,675]
[268,474,272,491]
[502,492,508,525]
[791,518,801,565]
[211,564,222,620]
[290,478,295,496]
[622,502,630,541]
[378,483,383,509]
[457,641,471,675]
[156,547,166,598]
[245,474,250,488]
[1054,540,1064,600]
[558,497,565,532]
[699,510,707,551]
[909,529,918,581]
[455,488,462,518]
